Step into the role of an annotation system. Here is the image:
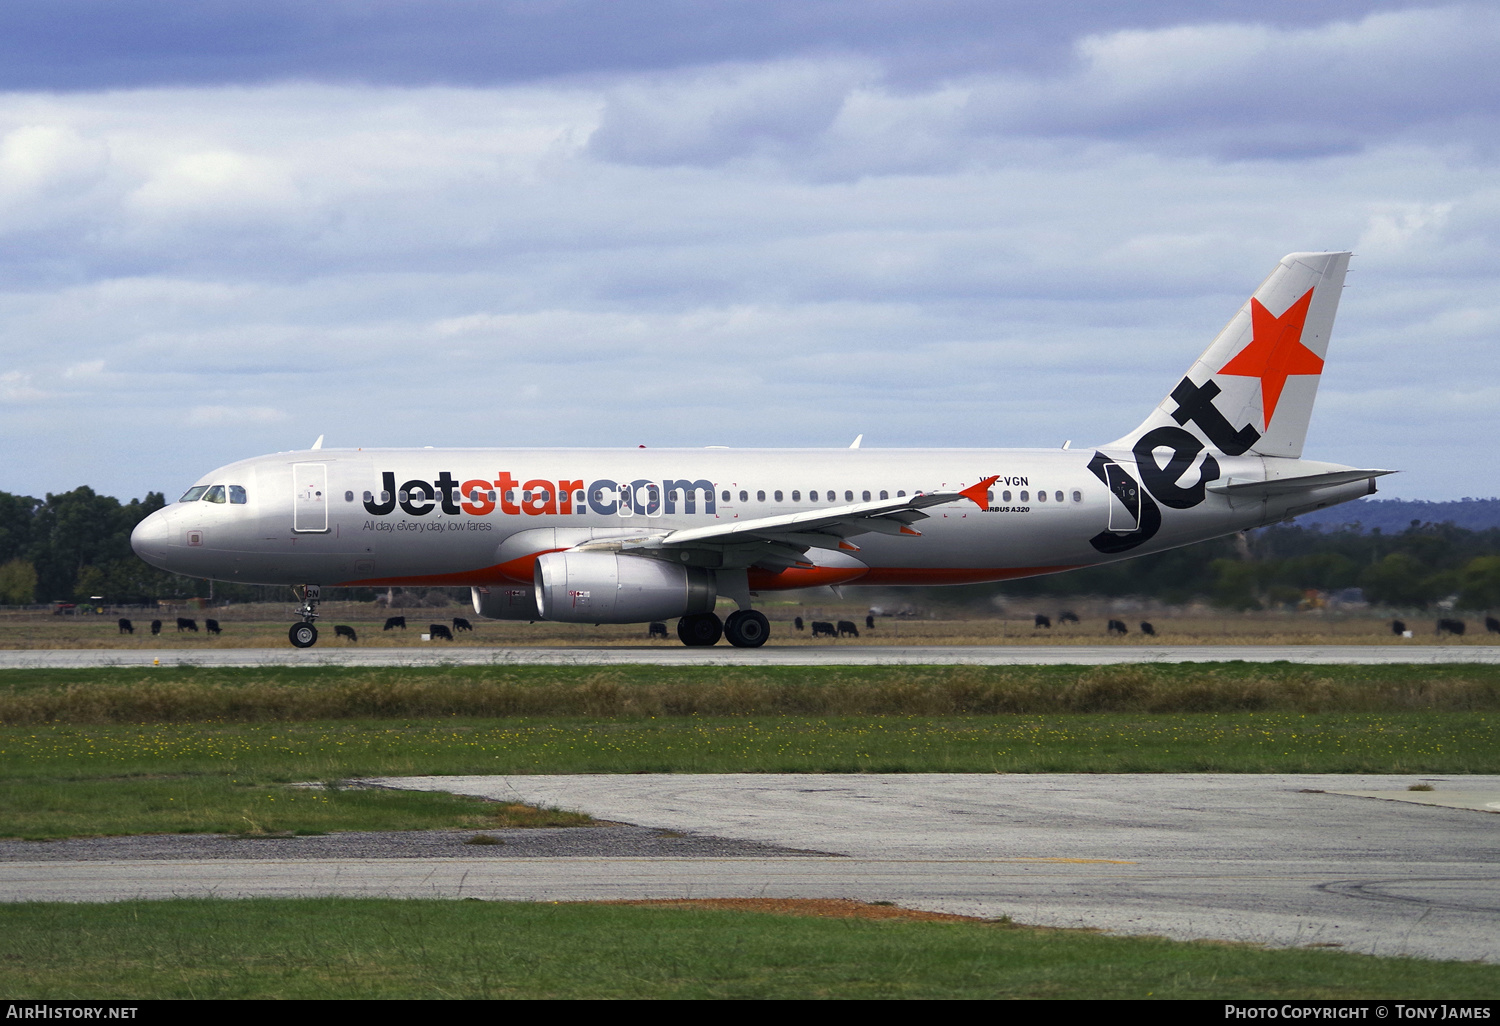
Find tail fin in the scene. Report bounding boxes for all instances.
[1110,251,1351,459]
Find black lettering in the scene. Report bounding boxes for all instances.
[1133,426,1221,509]
[1086,451,1161,553]
[400,479,434,516]
[363,472,396,515]
[435,471,461,515]
[1169,377,1260,456]
[587,479,618,516]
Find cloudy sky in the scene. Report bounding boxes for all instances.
[1,1,1495,502]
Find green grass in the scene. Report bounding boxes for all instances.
[3,712,1493,837]
[2,898,1496,999]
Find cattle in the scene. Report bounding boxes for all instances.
[452,617,473,632]
[1140,621,1156,637]
[117,618,134,635]
[429,624,454,641]
[1058,611,1080,625]
[1034,614,1051,629]
[1437,618,1466,636]
[837,620,860,638]
[865,614,875,629]
[794,616,804,631]
[1392,619,1407,636]
[648,621,668,639]
[1107,619,1128,636]
[334,625,358,643]
[811,621,837,638]
[205,619,221,635]
[1486,616,1500,635]
[150,619,162,636]
[176,617,198,632]
[383,616,406,631]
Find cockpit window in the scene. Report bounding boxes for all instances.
[202,485,227,503]
[178,486,209,503]
[229,486,247,504]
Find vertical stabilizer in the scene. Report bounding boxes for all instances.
[1109,251,1351,459]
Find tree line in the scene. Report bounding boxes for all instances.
[2,485,1498,611]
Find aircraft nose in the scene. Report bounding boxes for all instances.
[130,510,171,567]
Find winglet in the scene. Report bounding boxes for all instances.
[958,475,999,510]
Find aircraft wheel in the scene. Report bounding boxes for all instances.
[724,609,770,648]
[677,612,723,647]
[288,622,319,648]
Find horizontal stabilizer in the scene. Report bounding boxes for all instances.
[1207,468,1393,499]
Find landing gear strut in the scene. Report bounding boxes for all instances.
[288,585,321,648]
[677,612,723,647]
[724,609,770,648]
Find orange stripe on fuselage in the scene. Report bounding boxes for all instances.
[334,550,561,588]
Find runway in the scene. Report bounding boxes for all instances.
[2,644,1497,668]
[9,774,1499,963]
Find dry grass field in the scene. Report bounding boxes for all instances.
[3,599,1495,649]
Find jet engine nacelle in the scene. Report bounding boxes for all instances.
[533,551,717,624]
[471,584,541,621]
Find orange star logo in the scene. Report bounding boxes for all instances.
[1217,287,1322,427]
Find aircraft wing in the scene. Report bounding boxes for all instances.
[614,476,997,571]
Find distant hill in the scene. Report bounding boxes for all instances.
[1288,498,1500,533]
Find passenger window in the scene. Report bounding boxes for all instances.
[381,490,391,504]
[1020,491,1029,502]
[844,490,853,502]
[1072,490,1082,503]
[987,490,994,503]
[574,490,584,504]
[178,486,208,503]
[344,490,354,502]
[1037,490,1047,502]
[1055,491,1064,503]
[399,490,409,502]
[739,490,748,502]
[1002,490,1012,502]
[202,485,226,503]
[363,491,373,503]
[791,490,800,501]
[879,490,888,500]
[808,491,818,502]
[756,490,765,502]
[229,485,247,504]
[897,490,906,498]
[827,491,835,502]
[721,490,731,502]
[774,490,783,502]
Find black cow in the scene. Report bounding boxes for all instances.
[429,624,454,641]
[150,619,162,635]
[1486,616,1500,635]
[865,614,875,629]
[1392,619,1407,636]
[794,616,804,631]
[176,617,198,632]
[383,616,406,630]
[204,619,221,635]
[1034,614,1052,629]
[1437,618,1466,636]
[452,617,473,632]
[1140,621,1156,637]
[117,618,134,635]
[1058,611,1080,625]
[811,621,837,638]
[334,625,358,643]
[837,620,860,638]
[1107,619,1128,635]
[648,621,668,639]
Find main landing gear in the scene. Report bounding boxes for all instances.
[288,584,321,648]
[677,609,770,648]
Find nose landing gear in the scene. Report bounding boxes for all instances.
[288,585,321,648]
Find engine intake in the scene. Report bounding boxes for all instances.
[533,551,716,624]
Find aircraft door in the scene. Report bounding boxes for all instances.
[293,463,329,533]
[1103,462,1142,532]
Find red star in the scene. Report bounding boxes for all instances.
[1218,287,1323,428]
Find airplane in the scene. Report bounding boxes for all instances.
[131,251,1389,648]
